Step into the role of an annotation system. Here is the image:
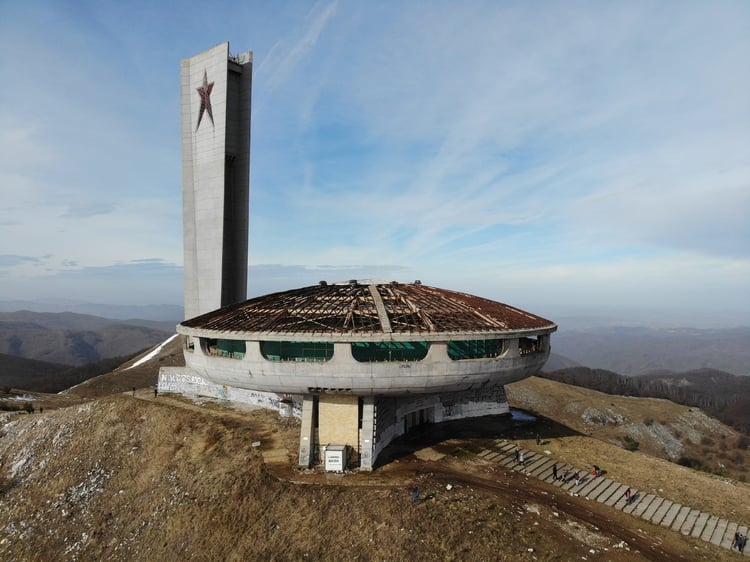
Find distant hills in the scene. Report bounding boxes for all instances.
[0,352,140,394]
[541,366,750,434]
[550,325,750,376]
[0,310,173,367]
[0,299,182,322]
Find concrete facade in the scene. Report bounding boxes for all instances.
[168,283,555,470]
[158,366,301,416]
[181,43,252,320]
[165,43,557,473]
[176,331,552,396]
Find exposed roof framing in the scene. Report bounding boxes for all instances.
[180,281,556,336]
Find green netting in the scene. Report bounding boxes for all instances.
[447,339,503,360]
[217,339,246,358]
[351,341,429,362]
[260,341,334,362]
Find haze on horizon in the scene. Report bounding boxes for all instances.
[0,1,748,326]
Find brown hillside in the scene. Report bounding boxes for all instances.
[507,376,748,483]
[1,393,741,561]
[65,336,184,399]
[1,346,748,560]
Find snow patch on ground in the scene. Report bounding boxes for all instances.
[125,334,178,370]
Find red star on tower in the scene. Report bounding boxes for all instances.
[195,70,215,131]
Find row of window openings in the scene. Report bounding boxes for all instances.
[188,338,544,362]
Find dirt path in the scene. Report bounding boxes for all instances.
[139,392,737,560]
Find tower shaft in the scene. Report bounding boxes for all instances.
[180,43,252,320]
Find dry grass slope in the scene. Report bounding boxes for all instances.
[507,376,749,483]
[0,346,748,560]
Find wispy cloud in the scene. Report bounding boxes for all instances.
[260,1,338,92]
[0,1,747,321]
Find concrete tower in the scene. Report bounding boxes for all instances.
[180,43,252,320]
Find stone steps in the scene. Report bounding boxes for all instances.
[480,439,750,556]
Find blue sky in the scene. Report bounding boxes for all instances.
[0,1,748,324]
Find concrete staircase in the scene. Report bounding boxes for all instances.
[478,439,749,556]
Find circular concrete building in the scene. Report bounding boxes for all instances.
[166,280,556,470]
[169,45,558,471]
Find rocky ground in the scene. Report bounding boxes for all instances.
[1,342,748,561]
[1,386,747,561]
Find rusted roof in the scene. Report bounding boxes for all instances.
[180,281,556,336]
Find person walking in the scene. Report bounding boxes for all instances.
[552,463,558,480]
[536,434,541,445]
[732,531,740,549]
[519,451,525,465]
[624,488,632,504]
[154,386,158,398]
[515,449,520,463]
[411,485,419,504]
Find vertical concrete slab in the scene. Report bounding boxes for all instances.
[526,456,549,473]
[671,505,691,531]
[660,502,681,527]
[532,459,550,477]
[530,459,554,478]
[709,518,727,546]
[554,466,575,487]
[181,43,252,320]
[519,452,538,469]
[700,515,719,542]
[577,476,601,496]
[499,451,519,467]
[720,521,738,549]
[680,509,700,535]
[298,395,315,467]
[496,449,517,465]
[588,479,615,500]
[562,470,584,492]
[623,492,647,514]
[613,488,638,510]
[690,512,709,538]
[359,396,375,471]
[542,462,557,482]
[577,477,601,497]
[604,484,628,506]
[641,497,663,521]
[594,481,621,504]
[737,525,749,552]
[632,494,656,517]
[650,500,672,525]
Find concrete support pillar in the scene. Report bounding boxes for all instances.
[298,395,315,468]
[506,338,520,358]
[360,396,376,471]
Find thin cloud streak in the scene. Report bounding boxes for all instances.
[0,1,747,321]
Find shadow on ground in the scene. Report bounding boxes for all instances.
[375,408,581,468]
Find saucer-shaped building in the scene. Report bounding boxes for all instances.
[167,280,557,469]
[167,44,557,470]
